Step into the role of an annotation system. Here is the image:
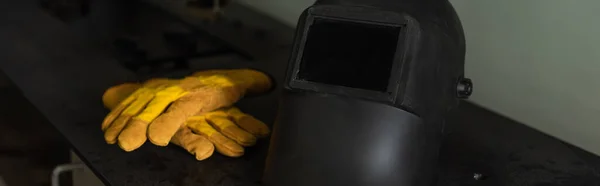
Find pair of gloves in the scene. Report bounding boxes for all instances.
[101,69,272,160]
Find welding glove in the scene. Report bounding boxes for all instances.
[104,83,270,160]
[101,69,271,152]
[174,107,270,159]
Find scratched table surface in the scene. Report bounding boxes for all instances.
[0,0,599,185]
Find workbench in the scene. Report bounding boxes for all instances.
[0,0,598,185]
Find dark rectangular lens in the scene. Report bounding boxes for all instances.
[297,18,401,92]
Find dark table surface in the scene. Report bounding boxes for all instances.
[0,0,599,185]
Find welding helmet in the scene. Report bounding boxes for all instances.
[263,0,472,185]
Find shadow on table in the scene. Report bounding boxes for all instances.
[0,72,70,186]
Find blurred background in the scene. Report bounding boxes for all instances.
[0,70,69,185]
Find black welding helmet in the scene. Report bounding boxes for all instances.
[263,0,472,185]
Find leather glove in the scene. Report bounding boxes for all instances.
[101,69,271,152]
[103,82,270,160]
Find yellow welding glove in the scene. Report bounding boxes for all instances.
[185,107,270,157]
[101,69,271,152]
[102,79,271,160]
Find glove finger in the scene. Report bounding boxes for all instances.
[117,119,149,152]
[148,89,230,146]
[187,116,244,157]
[171,126,214,161]
[103,89,154,144]
[102,83,142,110]
[102,90,139,131]
[211,131,245,157]
[225,107,270,138]
[228,69,272,94]
[104,116,131,144]
[134,86,188,123]
[190,69,272,94]
[120,86,187,149]
[206,112,256,147]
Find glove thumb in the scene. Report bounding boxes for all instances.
[102,83,142,110]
